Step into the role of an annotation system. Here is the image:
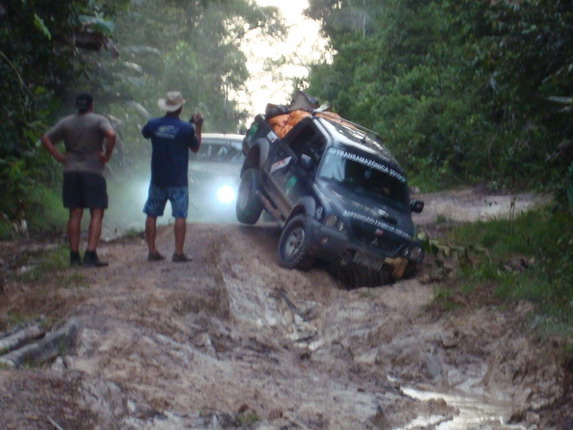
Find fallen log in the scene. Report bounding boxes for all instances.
[0,324,45,354]
[0,318,79,368]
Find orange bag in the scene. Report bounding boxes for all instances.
[268,110,311,138]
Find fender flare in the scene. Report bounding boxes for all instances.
[285,196,317,224]
[241,138,269,176]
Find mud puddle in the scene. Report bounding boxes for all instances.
[412,189,550,226]
[400,386,524,430]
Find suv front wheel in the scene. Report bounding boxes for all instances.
[277,214,315,270]
[236,168,263,224]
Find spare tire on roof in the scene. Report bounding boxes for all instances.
[288,91,319,112]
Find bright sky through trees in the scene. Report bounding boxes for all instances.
[234,0,331,117]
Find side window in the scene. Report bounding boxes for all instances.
[189,142,210,161]
[287,124,326,165]
[189,139,243,163]
[222,140,244,162]
[302,134,326,166]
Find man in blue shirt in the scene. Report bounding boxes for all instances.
[142,91,203,262]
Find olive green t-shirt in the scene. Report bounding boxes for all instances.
[46,112,113,175]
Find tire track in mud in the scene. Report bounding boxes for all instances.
[67,224,419,429]
[0,210,564,429]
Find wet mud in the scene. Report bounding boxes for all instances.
[0,188,566,429]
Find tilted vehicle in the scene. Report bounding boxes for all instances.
[236,104,424,281]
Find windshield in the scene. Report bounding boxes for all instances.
[317,148,410,208]
[318,115,400,165]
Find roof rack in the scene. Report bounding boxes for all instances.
[313,111,382,142]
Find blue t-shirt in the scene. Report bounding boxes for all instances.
[142,116,199,187]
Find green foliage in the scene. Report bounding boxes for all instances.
[79,15,115,35]
[568,163,573,212]
[0,156,66,235]
[26,186,68,235]
[0,220,12,240]
[238,413,260,426]
[306,0,573,193]
[14,246,70,283]
[0,0,277,232]
[432,286,458,311]
[449,208,573,327]
[0,157,35,220]
[88,0,283,175]
[33,13,51,39]
[0,0,126,231]
[7,244,88,288]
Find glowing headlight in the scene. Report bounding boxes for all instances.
[216,185,236,204]
[325,215,338,228]
[324,215,345,231]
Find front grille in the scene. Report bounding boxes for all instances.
[350,221,404,256]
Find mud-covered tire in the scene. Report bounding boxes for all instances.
[236,168,263,224]
[277,214,315,270]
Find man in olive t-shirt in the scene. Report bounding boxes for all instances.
[41,93,116,267]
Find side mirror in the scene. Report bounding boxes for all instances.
[300,154,314,170]
[410,199,424,213]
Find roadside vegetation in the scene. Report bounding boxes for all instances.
[305,0,573,195]
[427,205,573,343]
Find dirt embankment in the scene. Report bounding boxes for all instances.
[0,189,568,429]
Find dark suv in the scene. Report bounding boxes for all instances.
[236,110,424,281]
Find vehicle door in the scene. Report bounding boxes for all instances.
[267,120,326,210]
[263,125,299,215]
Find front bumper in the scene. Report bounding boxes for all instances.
[304,217,422,278]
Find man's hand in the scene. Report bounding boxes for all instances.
[98,153,111,164]
[40,135,66,164]
[190,113,204,126]
[190,113,203,153]
[99,128,116,164]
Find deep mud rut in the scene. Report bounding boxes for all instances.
[0,189,567,429]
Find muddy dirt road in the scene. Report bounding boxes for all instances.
[0,189,567,429]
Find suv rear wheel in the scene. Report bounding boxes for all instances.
[236,168,263,224]
[277,214,315,270]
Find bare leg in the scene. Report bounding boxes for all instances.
[68,208,83,252]
[174,217,186,255]
[145,215,158,254]
[86,208,105,252]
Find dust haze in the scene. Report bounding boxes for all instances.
[102,170,242,241]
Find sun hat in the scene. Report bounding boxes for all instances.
[158,91,186,112]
